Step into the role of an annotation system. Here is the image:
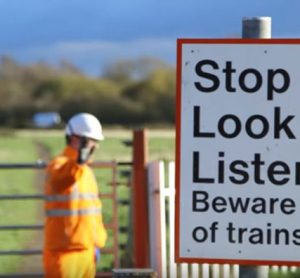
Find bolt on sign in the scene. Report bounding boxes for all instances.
[175,39,300,266]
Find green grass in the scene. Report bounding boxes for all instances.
[0,128,175,274]
[269,269,300,278]
[0,133,40,273]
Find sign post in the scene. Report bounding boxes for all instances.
[175,39,300,267]
[241,16,271,278]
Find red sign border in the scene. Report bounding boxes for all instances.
[175,38,300,266]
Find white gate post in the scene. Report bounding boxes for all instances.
[147,161,165,278]
[168,162,179,278]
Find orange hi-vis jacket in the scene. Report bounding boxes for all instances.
[44,146,107,252]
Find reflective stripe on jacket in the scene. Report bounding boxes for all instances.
[44,146,107,251]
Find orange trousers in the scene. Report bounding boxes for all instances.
[43,249,96,278]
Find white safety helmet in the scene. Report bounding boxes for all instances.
[65,113,104,141]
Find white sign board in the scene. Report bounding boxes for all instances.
[175,39,300,265]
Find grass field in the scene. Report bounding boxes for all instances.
[0,134,39,273]
[0,128,175,274]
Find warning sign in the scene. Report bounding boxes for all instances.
[175,39,300,266]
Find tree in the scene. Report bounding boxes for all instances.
[102,57,170,82]
[122,66,176,123]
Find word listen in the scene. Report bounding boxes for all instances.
[193,152,300,185]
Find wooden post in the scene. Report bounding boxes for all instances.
[239,16,271,278]
[132,129,150,267]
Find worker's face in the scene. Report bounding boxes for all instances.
[70,135,99,151]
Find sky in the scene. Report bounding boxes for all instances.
[0,0,299,76]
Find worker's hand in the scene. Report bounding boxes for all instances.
[77,137,94,164]
[94,248,101,263]
[78,147,91,164]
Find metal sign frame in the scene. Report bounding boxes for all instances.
[175,38,300,266]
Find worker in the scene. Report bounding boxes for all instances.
[43,113,107,278]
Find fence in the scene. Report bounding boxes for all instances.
[0,129,151,276]
[147,161,300,278]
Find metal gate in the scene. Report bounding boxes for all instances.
[0,160,129,277]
